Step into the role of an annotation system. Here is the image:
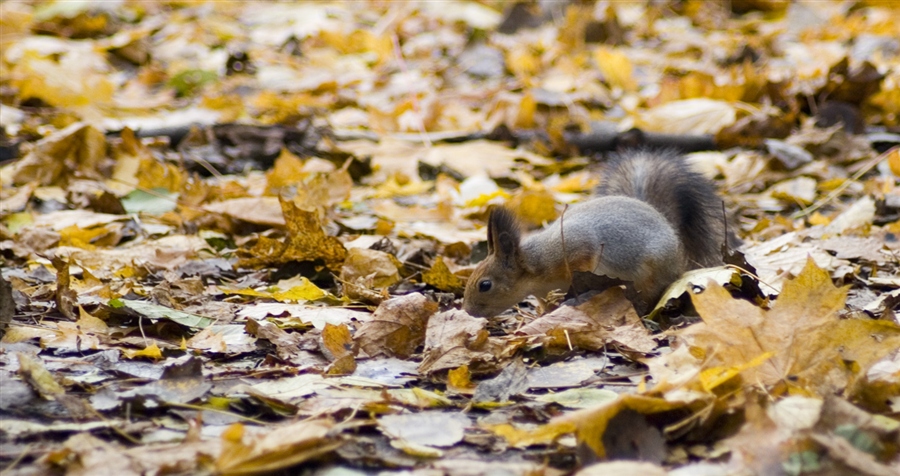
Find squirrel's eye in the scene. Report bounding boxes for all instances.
[478,280,492,293]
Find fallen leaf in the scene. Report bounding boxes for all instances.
[239,198,347,269]
[421,256,464,292]
[682,258,900,395]
[518,288,655,354]
[419,309,497,375]
[379,412,470,448]
[355,293,437,359]
[215,420,343,475]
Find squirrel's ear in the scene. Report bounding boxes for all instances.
[487,207,521,266]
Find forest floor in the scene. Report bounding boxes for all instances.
[1,1,899,475]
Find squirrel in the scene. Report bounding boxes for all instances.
[462,149,739,318]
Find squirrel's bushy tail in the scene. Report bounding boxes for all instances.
[597,149,739,269]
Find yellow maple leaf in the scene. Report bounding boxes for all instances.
[682,258,900,396]
[239,198,347,270]
[421,256,463,292]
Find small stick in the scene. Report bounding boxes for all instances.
[791,146,895,219]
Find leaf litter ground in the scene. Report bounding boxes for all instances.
[1,1,899,475]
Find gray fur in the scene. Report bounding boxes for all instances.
[597,149,738,268]
[520,195,682,301]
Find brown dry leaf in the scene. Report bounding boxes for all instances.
[51,255,77,320]
[423,140,553,178]
[53,235,206,280]
[682,258,900,395]
[17,352,66,399]
[820,236,892,263]
[239,198,347,269]
[637,98,737,135]
[240,303,369,330]
[215,420,343,475]
[558,394,696,461]
[1,181,36,214]
[204,197,286,227]
[769,176,817,205]
[58,221,123,250]
[824,196,877,235]
[743,231,850,292]
[292,166,353,210]
[725,398,815,476]
[370,199,453,223]
[6,226,60,258]
[40,307,107,352]
[17,352,93,418]
[576,461,668,476]
[45,433,142,476]
[31,209,126,231]
[135,156,185,194]
[3,123,106,187]
[321,323,357,375]
[355,293,438,359]
[107,128,151,195]
[339,248,401,289]
[187,325,257,355]
[418,309,498,375]
[245,318,315,365]
[517,288,655,354]
[11,46,115,110]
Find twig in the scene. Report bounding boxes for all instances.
[186,152,224,179]
[138,315,148,347]
[791,146,895,219]
[1,443,33,473]
[166,402,268,425]
[725,264,780,294]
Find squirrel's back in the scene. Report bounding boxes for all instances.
[596,149,737,269]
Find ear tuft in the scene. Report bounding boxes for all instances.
[488,207,521,239]
[488,207,521,265]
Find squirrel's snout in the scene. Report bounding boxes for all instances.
[461,299,489,318]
